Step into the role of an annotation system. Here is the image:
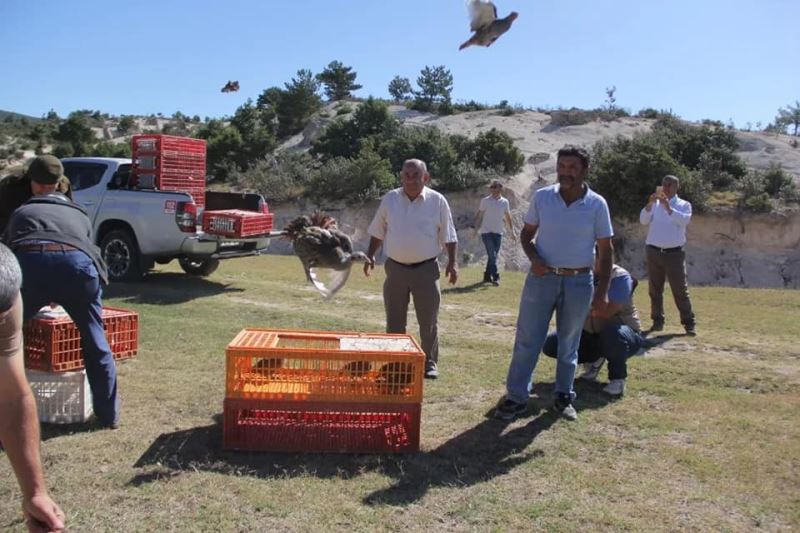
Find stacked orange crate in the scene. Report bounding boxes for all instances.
[131,134,206,208]
[223,328,425,453]
[23,306,139,423]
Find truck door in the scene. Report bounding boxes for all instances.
[63,161,111,221]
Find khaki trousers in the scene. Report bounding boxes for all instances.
[383,258,441,367]
[646,246,695,326]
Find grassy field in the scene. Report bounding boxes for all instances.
[1,256,798,532]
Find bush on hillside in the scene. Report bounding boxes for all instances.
[589,135,699,218]
[435,161,500,192]
[308,149,395,204]
[234,152,313,203]
[374,126,458,178]
[468,128,525,174]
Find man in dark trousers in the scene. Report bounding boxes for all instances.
[2,155,120,429]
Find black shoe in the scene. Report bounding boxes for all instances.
[483,274,492,283]
[684,325,696,336]
[552,396,577,421]
[491,280,499,286]
[493,398,527,420]
[650,320,664,332]
[425,362,439,379]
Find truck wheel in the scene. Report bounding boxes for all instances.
[100,229,143,282]
[178,257,220,277]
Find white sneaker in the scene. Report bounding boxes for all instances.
[578,358,605,382]
[603,379,626,396]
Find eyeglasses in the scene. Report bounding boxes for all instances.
[490,185,501,189]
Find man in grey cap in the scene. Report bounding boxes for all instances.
[0,242,66,532]
[0,155,73,233]
[2,155,120,429]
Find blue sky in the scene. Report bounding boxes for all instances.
[1,0,798,128]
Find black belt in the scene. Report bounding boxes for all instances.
[546,266,591,276]
[647,244,683,253]
[15,242,80,253]
[389,257,436,268]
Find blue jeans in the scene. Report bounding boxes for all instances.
[481,232,502,281]
[17,249,120,426]
[505,272,594,404]
[542,323,644,380]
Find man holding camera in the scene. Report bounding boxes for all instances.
[639,175,696,336]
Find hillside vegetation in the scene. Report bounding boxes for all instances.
[2,63,799,215]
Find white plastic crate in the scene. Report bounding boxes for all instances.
[25,369,93,423]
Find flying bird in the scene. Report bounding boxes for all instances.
[221,80,240,93]
[283,211,369,299]
[459,0,519,50]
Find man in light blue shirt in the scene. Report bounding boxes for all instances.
[494,146,614,421]
[639,175,695,335]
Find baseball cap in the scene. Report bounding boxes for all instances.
[24,155,64,185]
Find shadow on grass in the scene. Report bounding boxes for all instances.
[104,273,244,305]
[442,281,492,295]
[127,383,614,505]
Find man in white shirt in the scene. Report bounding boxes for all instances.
[364,159,459,379]
[639,175,696,335]
[474,179,515,286]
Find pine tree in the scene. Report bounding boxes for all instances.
[316,61,362,101]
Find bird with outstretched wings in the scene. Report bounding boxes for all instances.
[459,0,519,50]
[283,211,369,299]
[221,80,240,93]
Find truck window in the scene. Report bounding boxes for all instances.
[62,162,107,191]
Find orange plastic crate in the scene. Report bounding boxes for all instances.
[24,307,139,372]
[202,210,274,238]
[223,399,420,453]
[225,329,425,404]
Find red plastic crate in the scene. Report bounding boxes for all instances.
[202,210,274,238]
[223,399,420,453]
[24,307,139,372]
[132,134,206,155]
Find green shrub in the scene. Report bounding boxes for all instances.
[762,162,794,197]
[589,135,691,218]
[233,153,312,203]
[308,149,395,204]
[738,172,772,212]
[469,128,525,174]
[435,161,499,192]
[374,126,458,178]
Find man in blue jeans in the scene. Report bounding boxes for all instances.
[474,179,515,286]
[542,261,644,397]
[2,155,119,429]
[495,146,614,421]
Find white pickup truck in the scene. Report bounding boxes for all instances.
[62,157,274,282]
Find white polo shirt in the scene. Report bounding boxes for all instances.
[367,186,458,264]
[478,195,510,235]
[639,195,692,248]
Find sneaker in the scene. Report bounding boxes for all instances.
[483,274,492,283]
[425,362,439,379]
[651,320,664,332]
[490,280,499,286]
[493,398,527,420]
[684,325,696,337]
[578,358,605,382]
[603,379,626,396]
[552,397,577,421]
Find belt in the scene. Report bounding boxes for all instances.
[547,266,591,276]
[647,244,683,253]
[389,257,436,268]
[15,242,80,253]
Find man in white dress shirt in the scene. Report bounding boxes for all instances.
[639,175,696,335]
[364,159,459,379]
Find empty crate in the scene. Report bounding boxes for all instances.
[225,329,425,404]
[24,307,139,372]
[223,399,420,453]
[131,134,207,207]
[26,369,93,424]
[202,209,274,238]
